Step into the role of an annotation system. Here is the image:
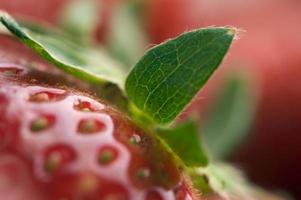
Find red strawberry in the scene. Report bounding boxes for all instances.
[0,64,198,200]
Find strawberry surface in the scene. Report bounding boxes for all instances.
[0,64,196,200]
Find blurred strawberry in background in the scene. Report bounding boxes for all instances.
[0,0,67,24]
[1,0,301,199]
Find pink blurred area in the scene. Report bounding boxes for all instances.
[1,0,301,198]
[0,0,67,24]
[0,0,121,41]
[0,154,44,200]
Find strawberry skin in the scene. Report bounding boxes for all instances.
[0,64,196,200]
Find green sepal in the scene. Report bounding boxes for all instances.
[203,74,256,159]
[59,0,99,41]
[0,12,126,89]
[106,0,148,67]
[157,120,209,167]
[190,163,287,200]
[126,27,236,125]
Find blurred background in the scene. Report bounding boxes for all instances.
[0,0,300,199]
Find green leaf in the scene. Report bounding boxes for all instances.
[0,12,126,88]
[196,163,249,198]
[59,0,99,40]
[125,27,236,125]
[106,0,148,67]
[192,163,288,200]
[157,120,209,167]
[203,74,256,159]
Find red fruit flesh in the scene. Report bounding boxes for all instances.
[0,64,196,200]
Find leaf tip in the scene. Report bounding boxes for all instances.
[0,10,8,20]
[227,27,236,36]
[0,11,12,36]
[225,26,245,41]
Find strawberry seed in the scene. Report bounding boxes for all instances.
[78,119,105,134]
[30,115,54,132]
[98,146,118,165]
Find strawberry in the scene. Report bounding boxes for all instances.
[2,9,274,200]
[0,64,197,200]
